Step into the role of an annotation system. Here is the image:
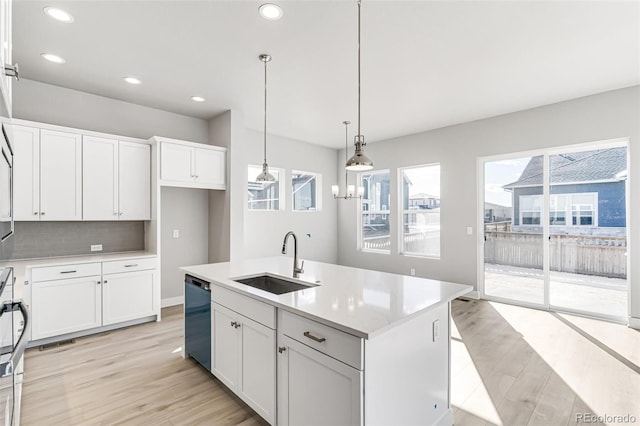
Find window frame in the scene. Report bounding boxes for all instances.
[291,170,322,212]
[358,169,391,254]
[518,192,598,227]
[398,163,441,259]
[246,164,286,212]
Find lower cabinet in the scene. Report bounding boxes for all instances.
[211,302,276,424]
[30,257,158,341]
[31,275,102,340]
[277,334,362,426]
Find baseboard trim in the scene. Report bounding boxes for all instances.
[629,317,640,330]
[162,296,184,307]
[458,290,480,300]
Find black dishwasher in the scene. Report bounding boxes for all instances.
[184,275,211,371]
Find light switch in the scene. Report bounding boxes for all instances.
[173,229,180,238]
[410,268,416,276]
[466,226,473,235]
[432,319,440,342]
[90,244,103,252]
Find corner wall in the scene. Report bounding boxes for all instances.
[336,86,640,322]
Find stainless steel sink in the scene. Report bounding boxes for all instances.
[233,275,317,295]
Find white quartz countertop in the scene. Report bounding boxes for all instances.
[181,257,472,339]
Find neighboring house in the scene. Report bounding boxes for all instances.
[484,202,511,223]
[502,148,626,234]
[409,193,440,209]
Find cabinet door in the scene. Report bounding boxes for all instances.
[102,270,156,325]
[39,130,82,220]
[277,334,362,426]
[194,147,225,188]
[83,136,118,220]
[0,0,11,114]
[211,302,240,391]
[12,125,40,221]
[239,315,276,424]
[31,275,102,340]
[119,142,150,220]
[160,142,194,183]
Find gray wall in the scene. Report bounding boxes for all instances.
[160,187,209,300]
[0,222,144,260]
[13,79,209,143]
[208,111,232,263]
[238,129,338,263]
[337,85,640,321]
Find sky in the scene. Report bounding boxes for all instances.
[405,165,441,197]
[484,157,532,207]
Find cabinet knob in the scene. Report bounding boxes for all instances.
[97,281,101,285]
[4,63,19,81]
[230,321,237,328]
[41,212,45,215]
[103,280,108,284]
[33,212,38,215]
[278,347,286,354]
[113,212,118,216]
[119,212,123,216]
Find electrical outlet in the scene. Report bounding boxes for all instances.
[466,226,473,235]
[410,268,416,276]
[90,244,103,252]
[173,230,180,238]
[432,319,440,342]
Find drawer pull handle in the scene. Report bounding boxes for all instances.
[230,321,241,328]
[278,347,286,353]
[60,270,77,274]
[124,264,138,268]
[303,331,326,343]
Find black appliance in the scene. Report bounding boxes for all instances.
[185,274,211,371]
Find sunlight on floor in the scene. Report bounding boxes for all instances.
[172,346,182,354]
[451,320,503,425]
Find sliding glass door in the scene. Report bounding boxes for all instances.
[480,141,628,321]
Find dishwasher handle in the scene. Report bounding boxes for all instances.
[185,275,211,291]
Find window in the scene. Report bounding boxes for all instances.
[247,165,284,211]
[359,170,390,252]
[400,164,441,257]
[292,171,320,211]
[519,193,597,226]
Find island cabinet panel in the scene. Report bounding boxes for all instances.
[211,299,276,425]
[277,334,363,426]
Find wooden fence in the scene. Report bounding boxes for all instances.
[484,231,627,278]
[362,230,440,253]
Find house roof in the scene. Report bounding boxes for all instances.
[484,202,510,210]
[409,193,439,200]
[503,147,627,188]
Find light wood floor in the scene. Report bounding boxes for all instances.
[21,301,639,425]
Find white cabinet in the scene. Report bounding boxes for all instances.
[209,287,276,424]
[0,0,13,116]
[102,270,156,325]
[14,126,82,221]
[31,275,102,340]
[83,137,150,220]
[30,257,159,341]
[159,139,226,189]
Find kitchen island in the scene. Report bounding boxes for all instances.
[181,256,472,426]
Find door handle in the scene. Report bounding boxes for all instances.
[4,63,19,81]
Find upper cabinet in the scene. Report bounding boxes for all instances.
[14,125,82,221]
[159,139,226,190]
[0,0,14,117]
[83,136,150,220]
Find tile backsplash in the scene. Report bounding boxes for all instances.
[0,221,145,260]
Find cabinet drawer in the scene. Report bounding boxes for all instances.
[280,310,363,370]
[103,257,156,274]
[31,262,101,282]
[211,284,275,329]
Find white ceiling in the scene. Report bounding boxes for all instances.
[13,1,640,148]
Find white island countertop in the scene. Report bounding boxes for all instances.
[181,257,472,339]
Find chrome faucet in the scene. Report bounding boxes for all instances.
[281,231,304,276]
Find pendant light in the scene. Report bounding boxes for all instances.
[256,54,276,182]
[332,121,365,199]
[345,0,373,171]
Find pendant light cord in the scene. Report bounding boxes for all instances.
[263,58,268,164]
[357,0,361,138]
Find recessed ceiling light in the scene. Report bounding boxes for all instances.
[41,53,66,63]
[123,76,142,85]
[259,4,283,20]
[43,7,74,23]
[191,96,205,102]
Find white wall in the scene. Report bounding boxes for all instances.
[337,86,640,322]
[13,79,209,143]
[208,111,232,263]
[231,128,339,263]
[160,187,210,301]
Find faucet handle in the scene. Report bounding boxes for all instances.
[300,260,304,273]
